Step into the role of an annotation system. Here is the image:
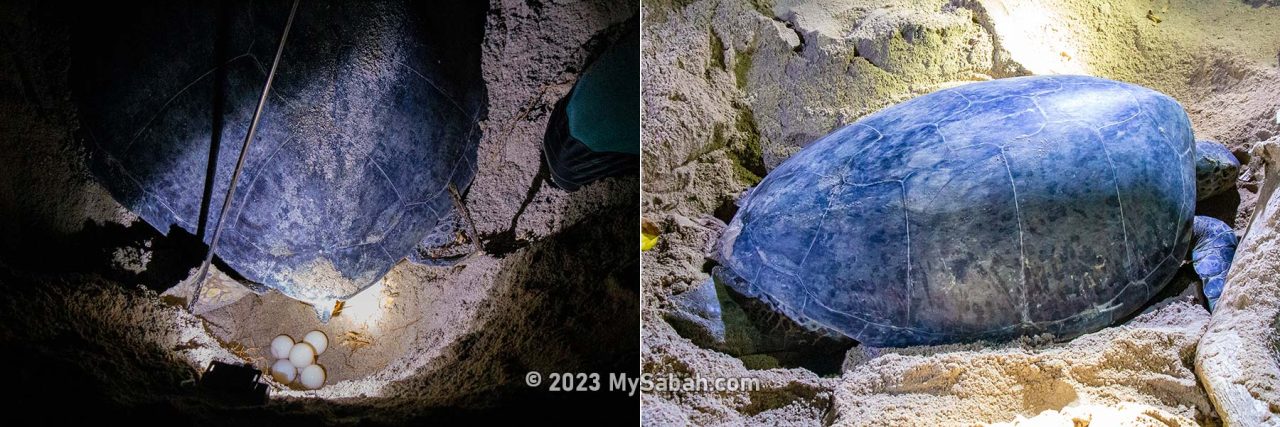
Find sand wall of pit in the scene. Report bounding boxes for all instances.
[1196,135,1280,426]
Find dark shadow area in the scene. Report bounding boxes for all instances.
[0,266,201,424]
[718,283,856,376]
[0,173,640,424]
[1197,189,1242,226]
[1,218,242,293]
[197,0,233,240]
[383,181,641,412]
[713,197,740,224]
[409,0,489,117]
[1114,263,1207,326]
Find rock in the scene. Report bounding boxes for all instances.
[1195,135,1280,426]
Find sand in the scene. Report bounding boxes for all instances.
[164,258,500,389]
[0,0,639,422]
[833,298,1212,425]
[641,0,1280,424]
[1196,135,1280,425]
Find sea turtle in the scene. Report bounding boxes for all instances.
[702,75,1239,347]
[68,1,487,315]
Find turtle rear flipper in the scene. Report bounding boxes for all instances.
[664,267,854,374]
[664,278,728,349]
[409,184,481,266]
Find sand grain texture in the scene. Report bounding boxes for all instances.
[1195,136,1280,426]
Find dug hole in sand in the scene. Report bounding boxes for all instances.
[641,0,1280,425]
[0,0,638,422]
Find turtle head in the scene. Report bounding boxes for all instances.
[1195,139,1240,201]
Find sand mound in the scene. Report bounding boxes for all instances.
[834,299,1211,426]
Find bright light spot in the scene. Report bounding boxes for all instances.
[985,0,1087,75]
[311,298,336,323]
[337,279,386,331]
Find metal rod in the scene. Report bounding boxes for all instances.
[189,0,300,310]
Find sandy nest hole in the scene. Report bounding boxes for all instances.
[164,258,493,393]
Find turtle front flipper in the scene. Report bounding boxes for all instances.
[1191,216,1237,310]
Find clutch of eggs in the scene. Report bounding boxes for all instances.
[267,331,329,389]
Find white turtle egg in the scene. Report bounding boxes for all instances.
[302,330,328,355]
[270,334,294,359]
[299,364,327,390]
[288,342,316,368]
[270,359,296,383]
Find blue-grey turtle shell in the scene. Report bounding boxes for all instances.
[718,75,1195,347]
